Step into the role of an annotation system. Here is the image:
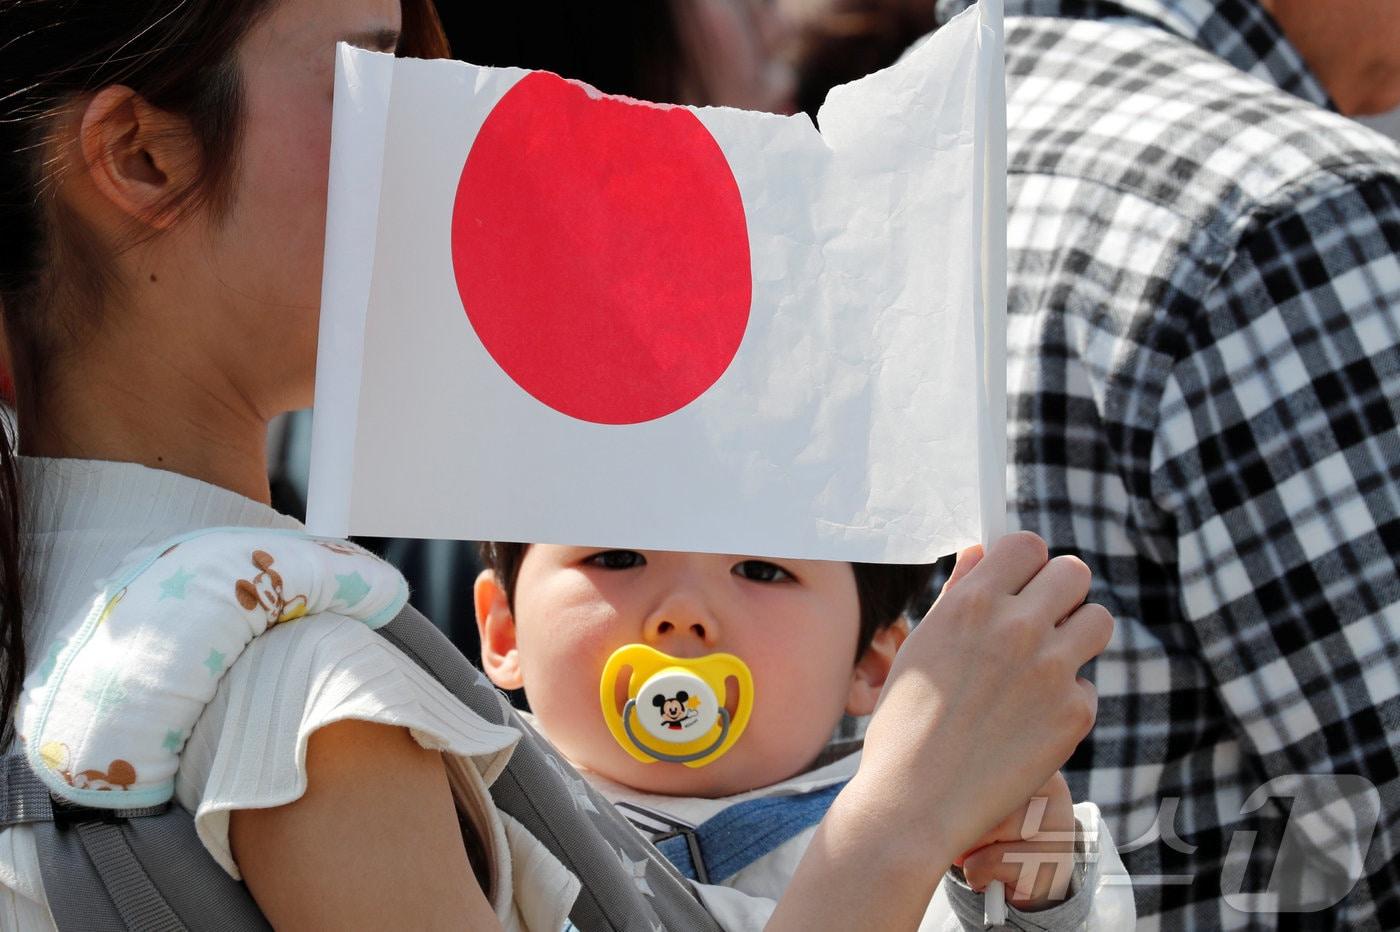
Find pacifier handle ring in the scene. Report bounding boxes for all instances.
[621,700,732,765]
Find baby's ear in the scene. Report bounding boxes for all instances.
[845,618,908,717]
[474,569,523,690]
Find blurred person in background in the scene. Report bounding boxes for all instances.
[933,0,1400,926]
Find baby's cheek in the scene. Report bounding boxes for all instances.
[744,671,847,779]
[520,644,585,708]
[520,641,612,743]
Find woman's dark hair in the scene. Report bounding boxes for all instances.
[791,0,938,119]
[0,0,447,738]
[0,414,21,743]
[438,2,698,103]
[479,542,936,661]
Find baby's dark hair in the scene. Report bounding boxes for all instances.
[478,542,936,660]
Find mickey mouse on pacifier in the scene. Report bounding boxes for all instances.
[653,691,698,731]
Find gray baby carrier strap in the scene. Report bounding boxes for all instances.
[0,751,270,931]
[4,603,720,931]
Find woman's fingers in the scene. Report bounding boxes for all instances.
[960,839,1078,905]
[965,531,1049,596]
[1076,677,1099,736]
[1015,553,1092,624]
[954,811,1021,866]
[940,544,985,593]
[1057,601,1115,665]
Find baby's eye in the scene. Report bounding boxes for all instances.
[585,550,646,570]
[733,560,792,583]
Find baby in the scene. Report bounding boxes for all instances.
[474,542,1134,930]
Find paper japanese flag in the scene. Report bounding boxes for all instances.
[308,0,1007,563]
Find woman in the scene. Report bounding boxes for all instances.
[0,1,1109,929]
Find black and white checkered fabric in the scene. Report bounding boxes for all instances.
[935,1,1400,927]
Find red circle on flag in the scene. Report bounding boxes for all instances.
[452,72,752,425]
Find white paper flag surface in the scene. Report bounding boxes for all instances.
[308,0,1007,563]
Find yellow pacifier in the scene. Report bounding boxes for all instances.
[600,644,754,768]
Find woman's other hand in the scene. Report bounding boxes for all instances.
[955,771,1079,911]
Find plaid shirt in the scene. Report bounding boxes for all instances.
[936,1,1400,927]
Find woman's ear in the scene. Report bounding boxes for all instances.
[474,569,524,690]
[77,86,196,230]
[845,618,908,716]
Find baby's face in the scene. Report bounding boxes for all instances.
[494,546,864,798]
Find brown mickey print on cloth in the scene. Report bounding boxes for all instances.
[235,550,309,626]
[41,743,138,791]
[70,759,137,791]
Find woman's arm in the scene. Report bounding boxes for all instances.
[230,719,501,931]
[770,775,957,930]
